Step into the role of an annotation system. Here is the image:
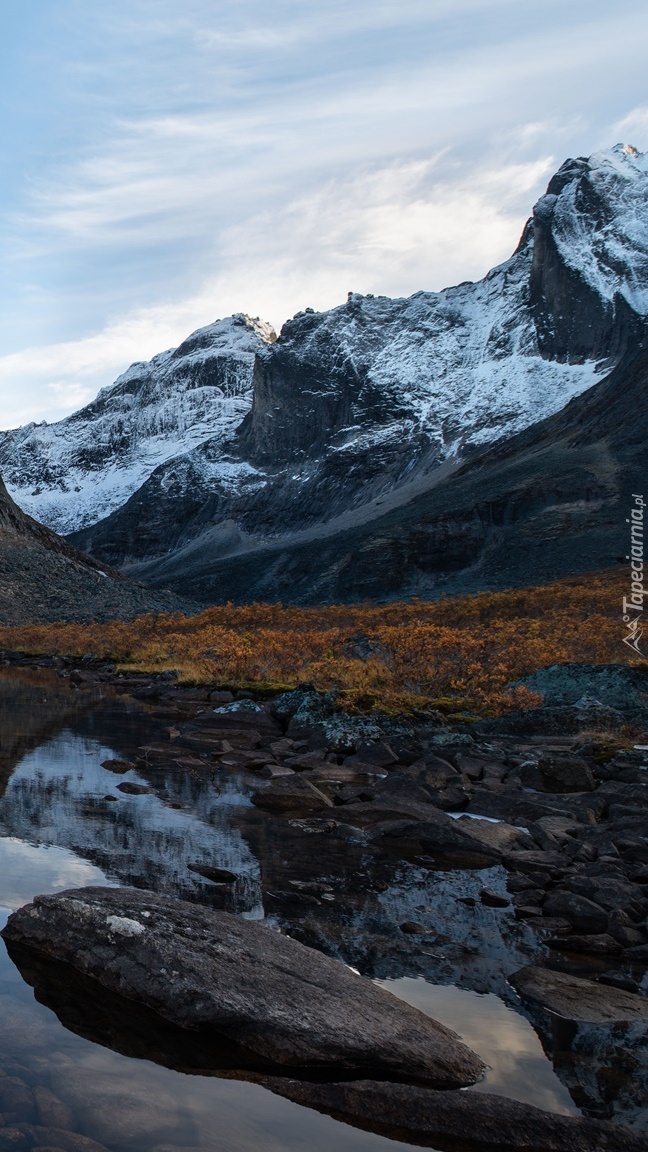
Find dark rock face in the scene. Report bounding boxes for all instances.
[1,887,485,1087]
[120,333,648,604]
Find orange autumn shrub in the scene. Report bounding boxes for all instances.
[0,568,632,716]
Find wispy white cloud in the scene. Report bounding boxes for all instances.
[0,153,553,427]
[612,106,648,148]
[2,0,648,425]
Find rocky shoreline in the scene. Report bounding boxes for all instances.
[1,653,647,1147]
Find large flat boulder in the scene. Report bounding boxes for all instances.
[2,887,484,1087]
[263,1078,647,1151]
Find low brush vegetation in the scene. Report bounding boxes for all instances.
[0,569,635,717]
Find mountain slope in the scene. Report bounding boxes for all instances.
[0,477,190,624]
[111,334,647,604]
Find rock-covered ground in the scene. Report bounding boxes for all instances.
[0,478,194,625]
[1,654,646,1149]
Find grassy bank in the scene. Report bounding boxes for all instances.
[0,568,634,716]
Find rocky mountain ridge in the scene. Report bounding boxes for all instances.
[2,143,648,603]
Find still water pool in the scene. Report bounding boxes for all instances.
[0,670,581,1150]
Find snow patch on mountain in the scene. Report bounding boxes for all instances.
[543,144,648,316]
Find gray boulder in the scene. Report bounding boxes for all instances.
[542,891,608,934]
[250,774,334,815]
[511,664,648,730]
[510,965,648,1024]
[2,888,484,1087]
[538,754,596,793]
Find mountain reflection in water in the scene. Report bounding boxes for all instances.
[0,669,641,1149]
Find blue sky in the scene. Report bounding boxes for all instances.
[2,0,648,427]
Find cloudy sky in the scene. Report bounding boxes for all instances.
[2,0,648,428]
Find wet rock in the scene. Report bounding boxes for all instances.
[337,801,503,867]
[469,791,575,825]
[454,753,489,781]
[598,971,640,993]
[309,765,377,785]
[100,759,133,774]
[263,1077,646,1152]
[257,763,295,778]
[376,822,501,869]
[217,750,269,769]
[512,887,545,907]
[502,849,568,876]
[283,750,327,770]
[479,887,510,908]
[434,785,472,811]
[452,816,523,853]
[267,737,296,756]
[607,915,645,948]
[530,815,586,848]
[20,1121,135,1149]
[3,887,485,1086]
[547,933,623,955]
[542,891,608,933]
[507,872,542,893]
[251,775,334,815]
[115,782,155,796]
[0,995,50,1053]
[344,742,399,768]
[535,916,572,935]
[208,690,234,704]
[510,965,648,1024]
[369,767,468,811]
[538,754,596,793]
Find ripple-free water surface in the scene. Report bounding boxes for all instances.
[0,671,581,1149]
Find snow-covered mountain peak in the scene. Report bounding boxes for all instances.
[0,313,274,534]
[532,143,648,319]
[96,313,276,404]
[2,145,648,556]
